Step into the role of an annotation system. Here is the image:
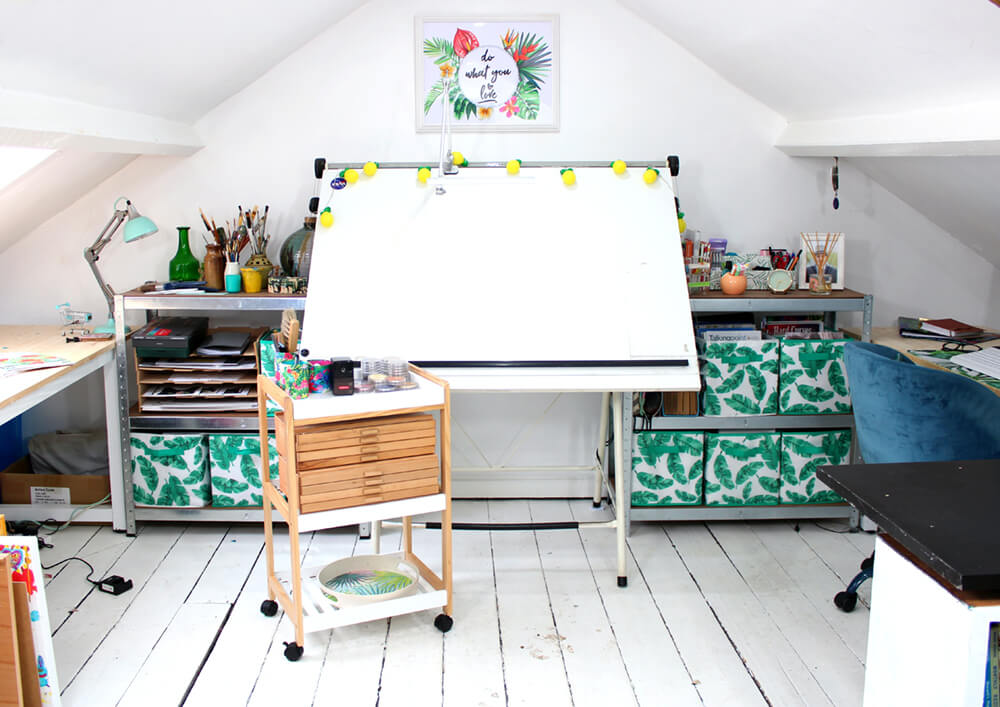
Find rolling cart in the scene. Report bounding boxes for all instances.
[257,366,453,661]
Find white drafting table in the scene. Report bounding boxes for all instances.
[427,366,701,585]
[0,325,125,530]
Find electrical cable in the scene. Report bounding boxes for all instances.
[41,556,101,586]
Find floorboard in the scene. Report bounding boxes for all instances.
[36,504,873,707]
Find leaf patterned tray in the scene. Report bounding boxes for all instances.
[317,555,420,608]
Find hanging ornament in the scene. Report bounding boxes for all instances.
[677,211,686,234]
[832,156,840,210]
[319,207,334,228]
[611,160,627,175]
[363,161,379,177]
[506,159,521,175]
[643,167,659,185]
[560,168,576,186]
[417,166,431,183]
[340,168,359,185]
[452,151,468,167]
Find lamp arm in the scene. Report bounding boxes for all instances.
[84,209,127,320]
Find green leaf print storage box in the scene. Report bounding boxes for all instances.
[631,431,704,506]
[703,432,781,506]
[131,433,211,507]
[779,430,851,504]
[700,340,779,416]
[208,434,279,507]
[778,338,851,414]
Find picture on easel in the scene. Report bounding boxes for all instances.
[798,232,845,291]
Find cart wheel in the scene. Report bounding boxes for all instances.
[260,600,278,617]
[434,613,454,633]
[834,591,858,613]
[283,641,304,661]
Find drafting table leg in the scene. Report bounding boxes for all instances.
[613,392,628,587]
[103,355,126,531]
[372,520,381,554]
[593,392,610,507]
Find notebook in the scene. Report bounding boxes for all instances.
[951,347,1000,380]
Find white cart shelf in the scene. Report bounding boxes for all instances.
[257,368,453,661]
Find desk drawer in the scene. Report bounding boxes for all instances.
[297,453,440,513]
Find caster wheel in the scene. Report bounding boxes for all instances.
[434,614,454,633]
[860,556,874,573]
[617,576,628,588]
[283,642,304,661]
[834,591,858,613]
[260,600,278,617]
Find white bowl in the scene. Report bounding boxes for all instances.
[317,554,420,608]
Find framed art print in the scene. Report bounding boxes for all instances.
[415,16,559,132]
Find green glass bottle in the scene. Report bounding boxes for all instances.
[169,226,201,281]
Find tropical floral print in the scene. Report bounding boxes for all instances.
[778,339,852,414]
[131,433,210,507]
[700,341,779,416]
[631,431,704,506]
[704,433,781,506]
[208,434,278,507]
[779,430,850,504]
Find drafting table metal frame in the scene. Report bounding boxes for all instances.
[0,325,125,529]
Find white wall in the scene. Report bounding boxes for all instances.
[3,0,996,487]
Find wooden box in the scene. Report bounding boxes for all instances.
[275,412,440,514]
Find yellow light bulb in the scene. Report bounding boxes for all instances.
[612,160,627,175]
[344,169,359,184]
[643,169,658,185]
[320,210,334,228]
[506,159,520,175]
[417,167,431,183]
[363,161,377,177]
[562,170,576,186]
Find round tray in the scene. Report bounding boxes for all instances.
[317,554,420,608]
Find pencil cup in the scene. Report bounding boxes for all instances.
[240,267,263,293]
[278,359,310,399]
[224,262,241,293]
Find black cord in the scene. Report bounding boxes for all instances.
[41,556,101,586]
[812,521,853,534]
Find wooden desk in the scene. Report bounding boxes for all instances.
[820,460,1000,705]
[0,325,125,530]
[844,326,1000,395]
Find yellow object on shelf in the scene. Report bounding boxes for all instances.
[241,268,264,293]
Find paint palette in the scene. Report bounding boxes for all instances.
[317,554,420,608]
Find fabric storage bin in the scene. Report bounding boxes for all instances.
[208,434,278,507]
[779,430,851,504]
[703,432,781,506]
[778,338,852,414]
[631,431,704,506]
[700,340,779,416]
[130,433,210,507]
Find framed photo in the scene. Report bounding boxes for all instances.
[415,16,559,132]
[798,232,846,290]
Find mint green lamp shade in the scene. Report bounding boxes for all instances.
[123,202,157,242]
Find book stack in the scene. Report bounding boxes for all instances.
[898,316,987,341]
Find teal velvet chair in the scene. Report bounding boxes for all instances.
[834,341,1000,611]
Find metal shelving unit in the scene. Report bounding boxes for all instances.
[113,290,306,534]
[617,289,873,533]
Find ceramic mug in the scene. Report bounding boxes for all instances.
[241,267,263,293]
[720,272,747,295]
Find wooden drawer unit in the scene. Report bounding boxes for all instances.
[275,412,440,513]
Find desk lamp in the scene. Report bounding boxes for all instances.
[84,197,158,334]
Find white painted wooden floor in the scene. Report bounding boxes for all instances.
[37,500,875,707]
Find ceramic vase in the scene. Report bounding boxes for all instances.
[203,244,225,291]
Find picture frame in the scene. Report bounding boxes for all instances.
[798,232,846,290]
[415,15,559,132]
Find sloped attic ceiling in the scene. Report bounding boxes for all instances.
[620,0,1000,268]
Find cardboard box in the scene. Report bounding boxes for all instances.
[0,457,111,505]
